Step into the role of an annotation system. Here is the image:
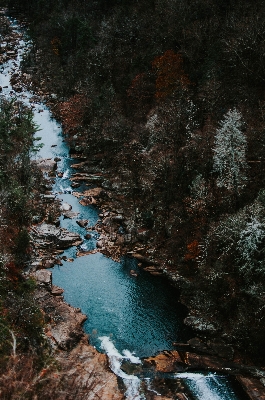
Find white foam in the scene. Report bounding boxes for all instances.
[99,336,145,400]
[174,372,233,400]
[122,349,141,364]
[62,169,70,179]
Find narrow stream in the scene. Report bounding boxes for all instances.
[0,15,248,400]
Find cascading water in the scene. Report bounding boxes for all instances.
[99,336,145,400]
[0,14,248,400]
[175,373,243,400]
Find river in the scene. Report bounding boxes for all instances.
[0,14,248,400]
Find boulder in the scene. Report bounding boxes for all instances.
[55,336,123,399]
[144,351,184,373]
[51,285,64,296]
[143,266,163,276]
[36,158,57,172]
[207,338,234,360]
[34,270,52,290]
[96,240,104,248]
[42,259,55,268]
[58,229,83,249]
[76,219,89,228]
[60,202,72,211]
[166,272,191,290]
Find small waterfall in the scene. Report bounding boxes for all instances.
[99,336,145,400]
[174,372,239,400]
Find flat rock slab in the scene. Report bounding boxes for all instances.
[32,223,82,249]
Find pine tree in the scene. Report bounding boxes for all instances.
[213,108,247,194]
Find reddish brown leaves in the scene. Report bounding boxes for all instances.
[58,94,89,136]
[152,50,190,99]
[184,239,200,261]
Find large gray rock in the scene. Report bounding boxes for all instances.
[35,158,57,172]
[32,223,82,249]
[34,270,52,290]
[76,219,88,228]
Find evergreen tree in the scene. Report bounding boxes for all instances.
[213,109,247,194]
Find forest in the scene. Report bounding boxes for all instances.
[2,0,265,384]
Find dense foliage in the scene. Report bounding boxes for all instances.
[8,0,265,360]
[0,98,44,370]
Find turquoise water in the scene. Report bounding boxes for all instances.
[52,252,190,357]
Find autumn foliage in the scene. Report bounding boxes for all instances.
[58,94,89,135]
[152,50,190,99]
[184,240,200,261]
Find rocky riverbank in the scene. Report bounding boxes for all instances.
[30,268,123,400]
